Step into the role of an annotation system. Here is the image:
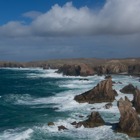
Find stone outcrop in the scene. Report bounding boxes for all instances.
[48,122,55,126]
[58,125,68,131]
[120,84,136,94]
[133,89,140,113]
[75,112,105,128]
[74,78,117,103]
[128,64,140,75]
[104,103,113,109]
[94,62,128,75]
[57,63,94,76]
[117,97,140,137]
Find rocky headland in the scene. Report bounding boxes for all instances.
[0,58,140,76]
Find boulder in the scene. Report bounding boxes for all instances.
[74,78,117,103]
[105,75,112,79]
[117,97,140,137]
[58,125,68,131]
[48,122,55,126]
[120,84,136,94]
[76,112,105,128]
[104,103,113,109]
[133,89,140,113]
[71,121,77,125]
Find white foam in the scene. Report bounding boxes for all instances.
[0,128,33,140]
[35,123,131,140]
[1,67,43,71]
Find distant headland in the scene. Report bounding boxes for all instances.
[0,58,140,76]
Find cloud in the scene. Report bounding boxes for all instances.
[0,21,30,37]
[1,0,140,38]
[22,11,43,19]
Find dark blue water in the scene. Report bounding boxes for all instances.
[0,69,74,139]
[0,68,140,140]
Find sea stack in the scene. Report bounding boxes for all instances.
[120,84,136,94]
[117,97,140,137]
[133,88,140,113]
[75,112,105,128]
[74,77,117,103]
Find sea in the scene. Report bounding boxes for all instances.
[0,68,140,140]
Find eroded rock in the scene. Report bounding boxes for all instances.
[74,78,117,103]
[117,97,140,137]
[133,89,140,113]
[48,122,55,126]
[76,112,105,128]
[120,84,136,94]
[104,103,113,109]
[58,125,68,131]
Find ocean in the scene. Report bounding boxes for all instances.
[0,68,140,140]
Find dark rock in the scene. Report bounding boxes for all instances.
[57,64,94,76]
[79,78,89,81]
[48,122,55,126]
[120,84,136,94]
[52,107,59,110]
[104,103,113,109]
[128,64,140,75]
[58,125,68,131]
[113,90,118,96]
[117,97,140,137]
[76,112,105,128]
[74,78,117,103]
[79,115,84,118]
[71,121,77,125]
[133,89,140,113]
[117,82,122,84]
[91,107,96,110]
[105,75,112,79]
[112,81,116,84]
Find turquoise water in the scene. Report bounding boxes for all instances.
[0,68,140,140]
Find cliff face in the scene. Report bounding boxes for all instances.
[0,58,140,76]
[57,63,94,76]
[56,58,140,76]
[128,64,140,75]
[94,62,128,75]
[74,77,117,103]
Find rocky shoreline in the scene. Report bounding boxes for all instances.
[0,58,140,76]
[47,76,140,138]
[1,58,140,137]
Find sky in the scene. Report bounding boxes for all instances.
[0,0,140,61]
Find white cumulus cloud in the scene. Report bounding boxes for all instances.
[1,0,140,37]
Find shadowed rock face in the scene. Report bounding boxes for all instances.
[120,84,136,94]
[76,112,105,128]
[94,63,128,75]
[74,78,117,103]
[117,97,140,137]
[57,64,94,76]
[133,89,140,113]
[128,64,140,75]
